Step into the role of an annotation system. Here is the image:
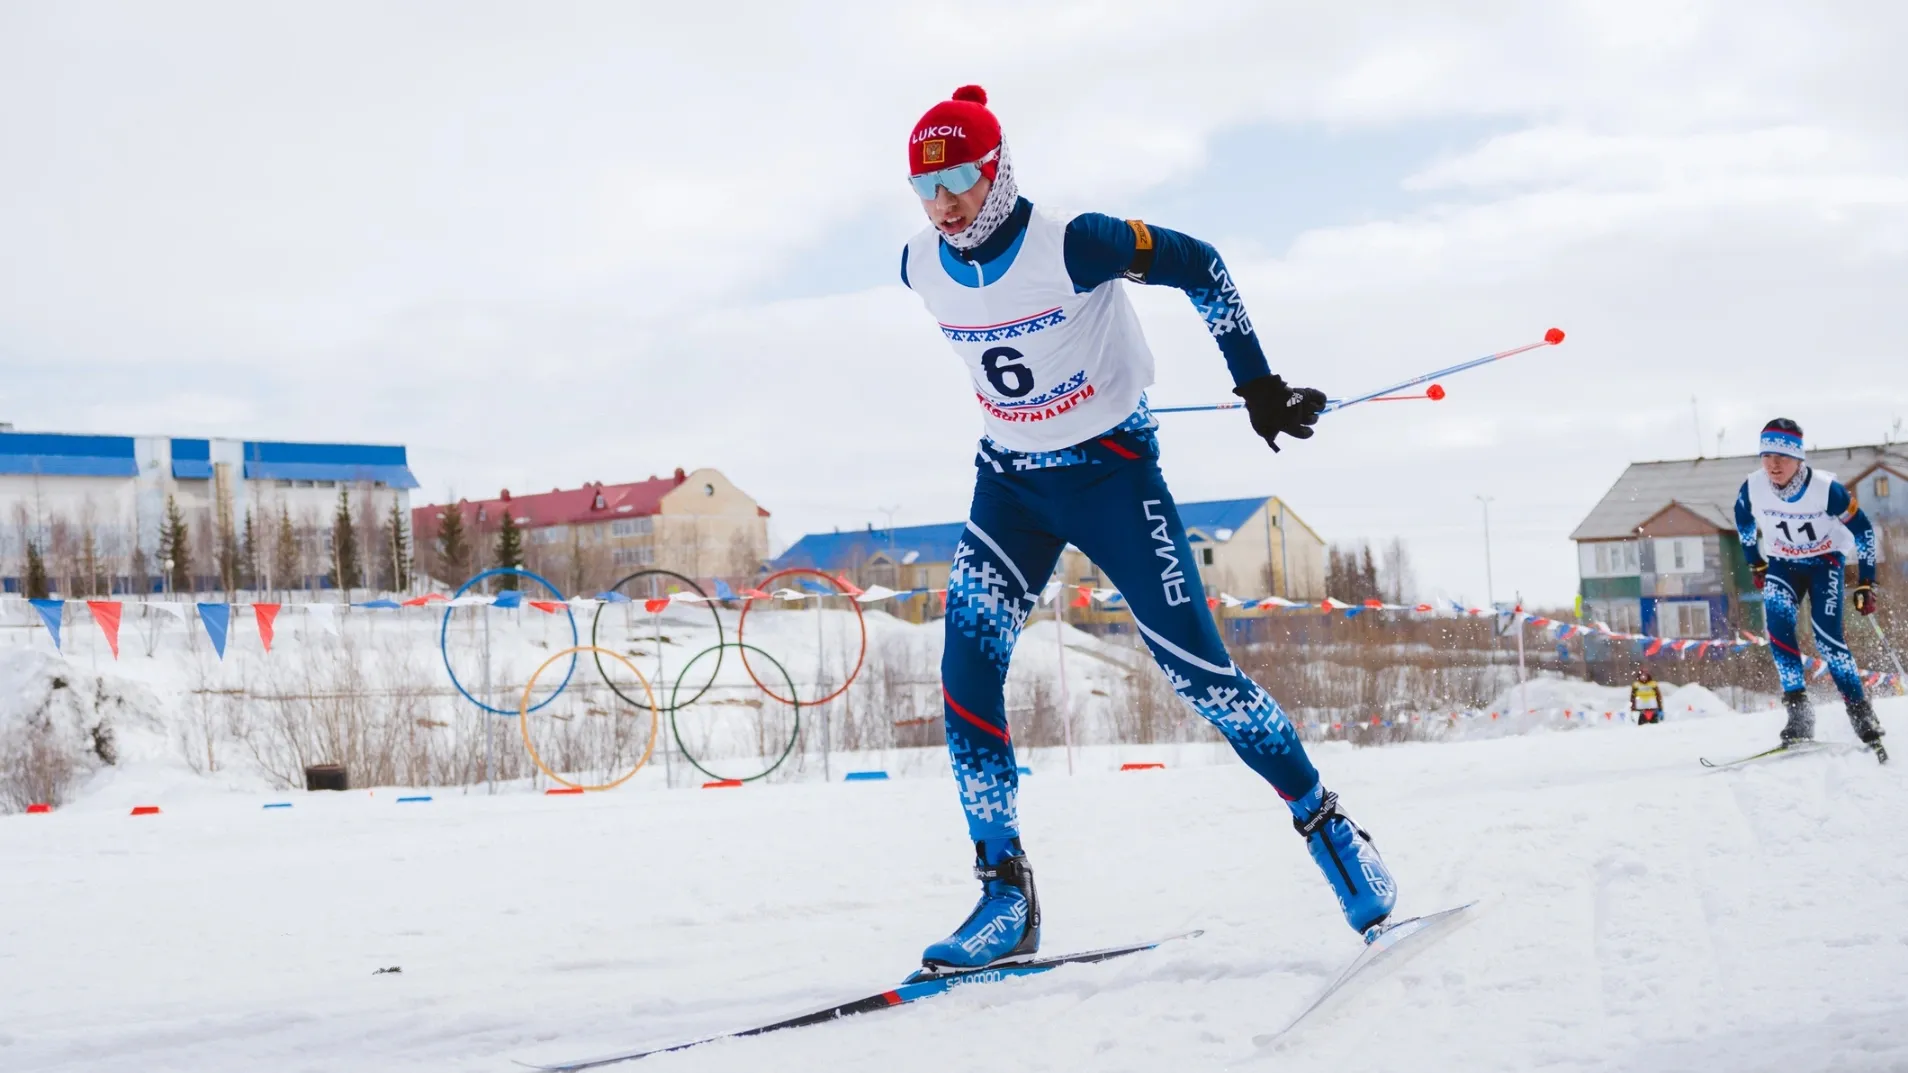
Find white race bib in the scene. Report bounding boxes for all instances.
[906,206,1154,453]
[1746,468,1858,559]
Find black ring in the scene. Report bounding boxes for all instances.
[590,569,725,714]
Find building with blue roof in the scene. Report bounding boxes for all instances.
[768,496,1325,628]
[1,427,420,594]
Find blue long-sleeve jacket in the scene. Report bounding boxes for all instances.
[902,198,1271,387]
[1734,469,1878,583]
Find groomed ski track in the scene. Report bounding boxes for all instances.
[3,696,1904,1073]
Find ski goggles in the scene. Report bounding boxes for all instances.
[908,147,999,199]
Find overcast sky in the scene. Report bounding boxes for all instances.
[4,2,1905,605]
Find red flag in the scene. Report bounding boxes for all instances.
[401,593,447,607]
[644,597,670,613]
[1644,639,1664,656]
[1072,585,1091,608]
[87,601,122,658]
[529,600,565,614]
[1363,599,1384,609]
[834,574,864,596]
[740,588,771,599]
[1207,596,1220,611]
[253,603,280,653]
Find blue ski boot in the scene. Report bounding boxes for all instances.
[1289,784,1396,938]
[920,839,1039,972]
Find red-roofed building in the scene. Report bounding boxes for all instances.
[412,467,769,593]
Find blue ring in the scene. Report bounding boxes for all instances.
[439,567,579,717]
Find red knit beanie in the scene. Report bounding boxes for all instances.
[908,85,1002,178]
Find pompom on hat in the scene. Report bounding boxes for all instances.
[1759,417,1806,460]
[909,85,1002,179]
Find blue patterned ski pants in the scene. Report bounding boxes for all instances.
[940,432,1319,844]
[1763,554,1865,700]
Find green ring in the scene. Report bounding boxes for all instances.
[668,642,802,783]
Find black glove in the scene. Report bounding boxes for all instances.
[1752,561,1768,591]
[1853,581,1877,616]
[1234,374,1326,453]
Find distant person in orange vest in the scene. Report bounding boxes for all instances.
[1630,669,1665,725]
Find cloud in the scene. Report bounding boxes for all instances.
[3,1,1905,603]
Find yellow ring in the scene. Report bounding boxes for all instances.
[519,645,659,791]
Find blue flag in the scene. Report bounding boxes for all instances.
[29,598,63,650]
[714,579,737,601]
[492,589,524,610]
[197,602,231,659]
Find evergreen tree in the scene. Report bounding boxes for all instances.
[80,530,101,597]
[24,541,48,599]
[216,493,240,595]
[331,486,360,594]
[159,495,191,593]
[240,510,259,591]
[494,509,524,590]
[436,503,469,584]
[275,504,297,593]
[387,499,412,591]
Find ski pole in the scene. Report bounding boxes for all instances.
[1153,327,1565,416]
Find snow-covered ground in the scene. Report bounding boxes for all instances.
[3,686,1904,1072]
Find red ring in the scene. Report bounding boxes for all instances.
[736,568,868,707]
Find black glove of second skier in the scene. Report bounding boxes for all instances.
[1852,581,1877,616]
[1234,374,1327,453]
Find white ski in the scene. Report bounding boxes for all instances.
[1252,901,1478,1050]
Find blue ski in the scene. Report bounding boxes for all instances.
[518,931,1202,1071]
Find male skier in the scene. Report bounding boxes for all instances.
[1734,418,1884,752]
[899,86,1396,974]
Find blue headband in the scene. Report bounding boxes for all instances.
[1759,428,1805,460]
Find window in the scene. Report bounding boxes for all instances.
[1579,541,1640,578]
[703,483,715,496]
[1878,475,1892,499]
[593,491,607,509]
[612,546,654,566]
[531,525,569,545]
[1653,537,1704,575]
[1660,600,1712,638]
[609,517,652,538]
[1201,547,1215,566]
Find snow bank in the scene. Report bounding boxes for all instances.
[2,693,1902,1071]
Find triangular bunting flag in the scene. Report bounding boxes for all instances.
[29,598,64,650]
[87,600,122,658]
[492,589,524,610]
[197,602,231,659]
[254,603,280,653]
[714,579,737,601]
[528,600,565,614]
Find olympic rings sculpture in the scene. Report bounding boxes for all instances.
[439,563,876,786]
